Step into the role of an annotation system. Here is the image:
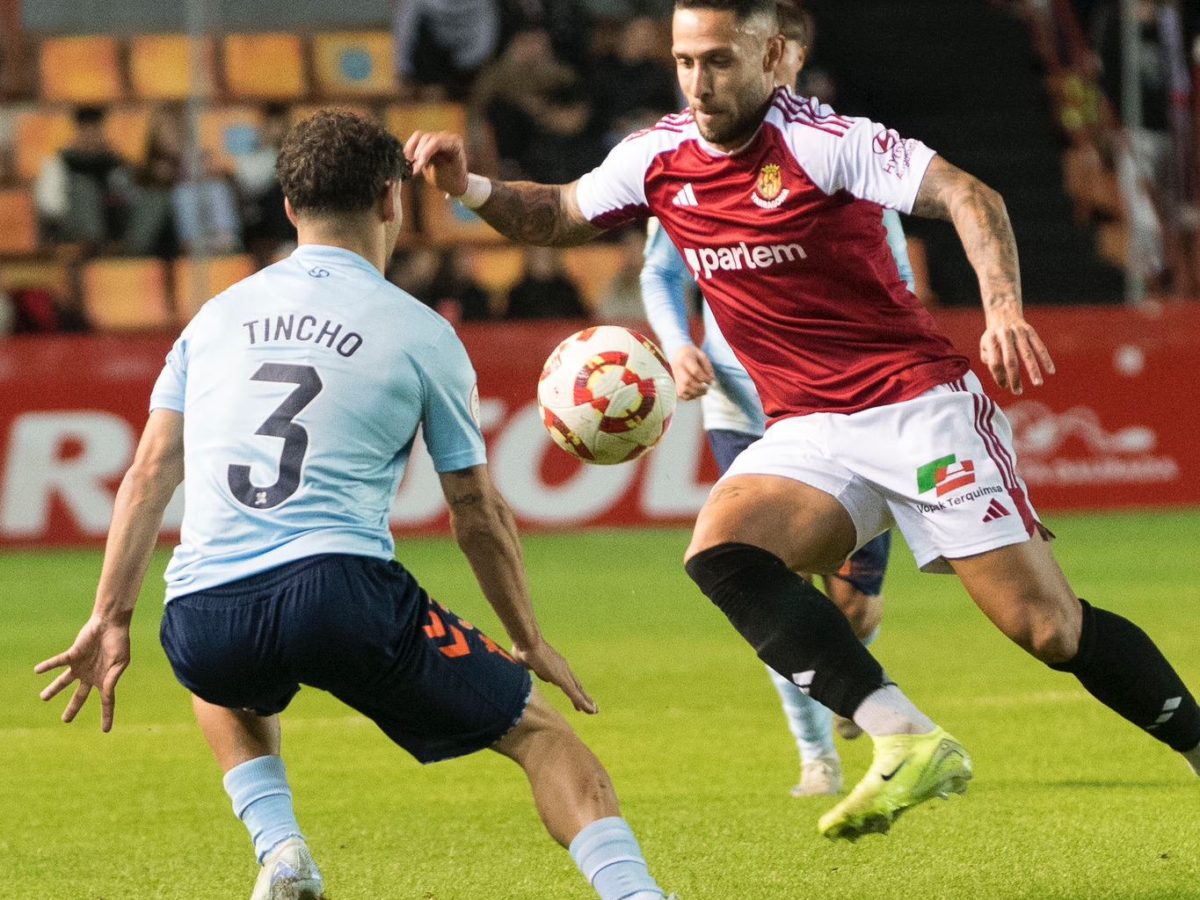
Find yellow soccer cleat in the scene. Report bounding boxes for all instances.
[817,726,972,841]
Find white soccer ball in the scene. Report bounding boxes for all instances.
[537,325,676,465]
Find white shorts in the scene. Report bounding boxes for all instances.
[722,372,1047,574]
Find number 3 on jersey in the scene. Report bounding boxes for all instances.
[228,363,324,509]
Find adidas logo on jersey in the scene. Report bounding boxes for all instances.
[681,241,808,281]
[672,184,699,207]
[981,499,1011,523]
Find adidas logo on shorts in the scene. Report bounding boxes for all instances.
[981,499,1011,523]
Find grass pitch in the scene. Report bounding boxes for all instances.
[3,510,1200,899]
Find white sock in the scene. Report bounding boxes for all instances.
[852,685,935,737]
[1183,742,1200,776]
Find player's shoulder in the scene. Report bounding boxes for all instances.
[766,89,860,143]
[615,108,699,157]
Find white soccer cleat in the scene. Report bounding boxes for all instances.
[790,755,843,797]
[250,837,325,900]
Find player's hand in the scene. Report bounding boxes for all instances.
[511,638,598,715]
[34,615,131,733]
[671,345,716,401]
[404,130,469,198]
[980,313,1055,395]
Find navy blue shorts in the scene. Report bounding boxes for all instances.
[707,428,891,596]
[160,554,532,764]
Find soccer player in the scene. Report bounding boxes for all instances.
[36,111,673,900]
[404,0,1200,841]
[638,0,903,798]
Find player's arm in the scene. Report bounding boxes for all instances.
[405,130,602,247]
[640,221,715,401]
[912,156,1055,394]
[439,465,598,714]
[35,409,185,732]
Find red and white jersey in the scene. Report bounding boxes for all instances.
[576,87,970,419]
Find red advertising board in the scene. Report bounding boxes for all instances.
[0,305,1197,547]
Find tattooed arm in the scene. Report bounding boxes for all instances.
[912,155,1055,394]
[405,130,602,247]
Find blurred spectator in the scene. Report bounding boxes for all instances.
[428,247,493,321]
[388,245,442,297]
[792,8,838,104]
[235,104,294,264]
[504,246,589,319]
[501,0,592,64]
[34,106,133,250]
[0,277,13,337]
[521,81,607,183]
[126,105,184,259]
[589,17,678,140]
[394,0,503,100]
[172,151,242,256]
[596,229,650,320]
[470,27,578,177]
[2,280,89,334]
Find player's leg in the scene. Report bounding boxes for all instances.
[191,698,323,900]
[951,535,1200,769]
[709,428,841,795]
[492,689,669,900]
[823,532,891,741]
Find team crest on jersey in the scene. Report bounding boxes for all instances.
[752,164,790,209]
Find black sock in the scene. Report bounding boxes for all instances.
[685,542,888,718]
[1050,599,1200,752]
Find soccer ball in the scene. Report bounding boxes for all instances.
[538,326,676,465]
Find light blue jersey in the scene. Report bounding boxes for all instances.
[640,209,916,436]
[151,244,486,601]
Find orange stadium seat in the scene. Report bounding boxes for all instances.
[82,258,173,330]
[0,259,70,296]
[39,36,123,103]
[129,35,215,101]
[224,33,307,100]
[562,244,627,310]
[0,189,38,256]
[468,246,524,300]
[198,106,264,173]
[421,182,505,247]
[103,105,153,167]
[174,254,256,320]
[312,31,394,98]
[384,103,466,141]
[13,108,73,181]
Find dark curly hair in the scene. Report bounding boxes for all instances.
[276,109,412,217]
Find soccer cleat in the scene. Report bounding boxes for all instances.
[833,714,863,741]
[250,838,326,900]
[790,755,843,797]
[817,726,971,842]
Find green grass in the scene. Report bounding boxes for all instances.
[3,510,1200,899]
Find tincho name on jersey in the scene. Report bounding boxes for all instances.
[681,241,807,281]
[241,315,364,358]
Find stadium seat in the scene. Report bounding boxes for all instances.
[13,108,73,182]
[384,103,467,141]
[421,182,505,247]
[562,245,627,310]
[0,259,69,296]
[0,189,39,256]
[174,254,256,320]
[103,105,154,167]
[81,258,173,330]
[198,106,264,173]
[312,32,394,98]
[223,33,307,100]
[468,246,524,300]
[39,36,123,103]
[129,34,215,101]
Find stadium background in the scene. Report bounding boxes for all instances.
[2,2,1200,899]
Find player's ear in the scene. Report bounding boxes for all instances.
[378,180,401,225]
[283,195,299,228]
[764,33,785,74]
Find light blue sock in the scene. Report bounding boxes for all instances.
[767,666,835,762]
[223,755,303,864]
[569,817,664,900]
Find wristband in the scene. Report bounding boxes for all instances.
[453,173,492,210]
